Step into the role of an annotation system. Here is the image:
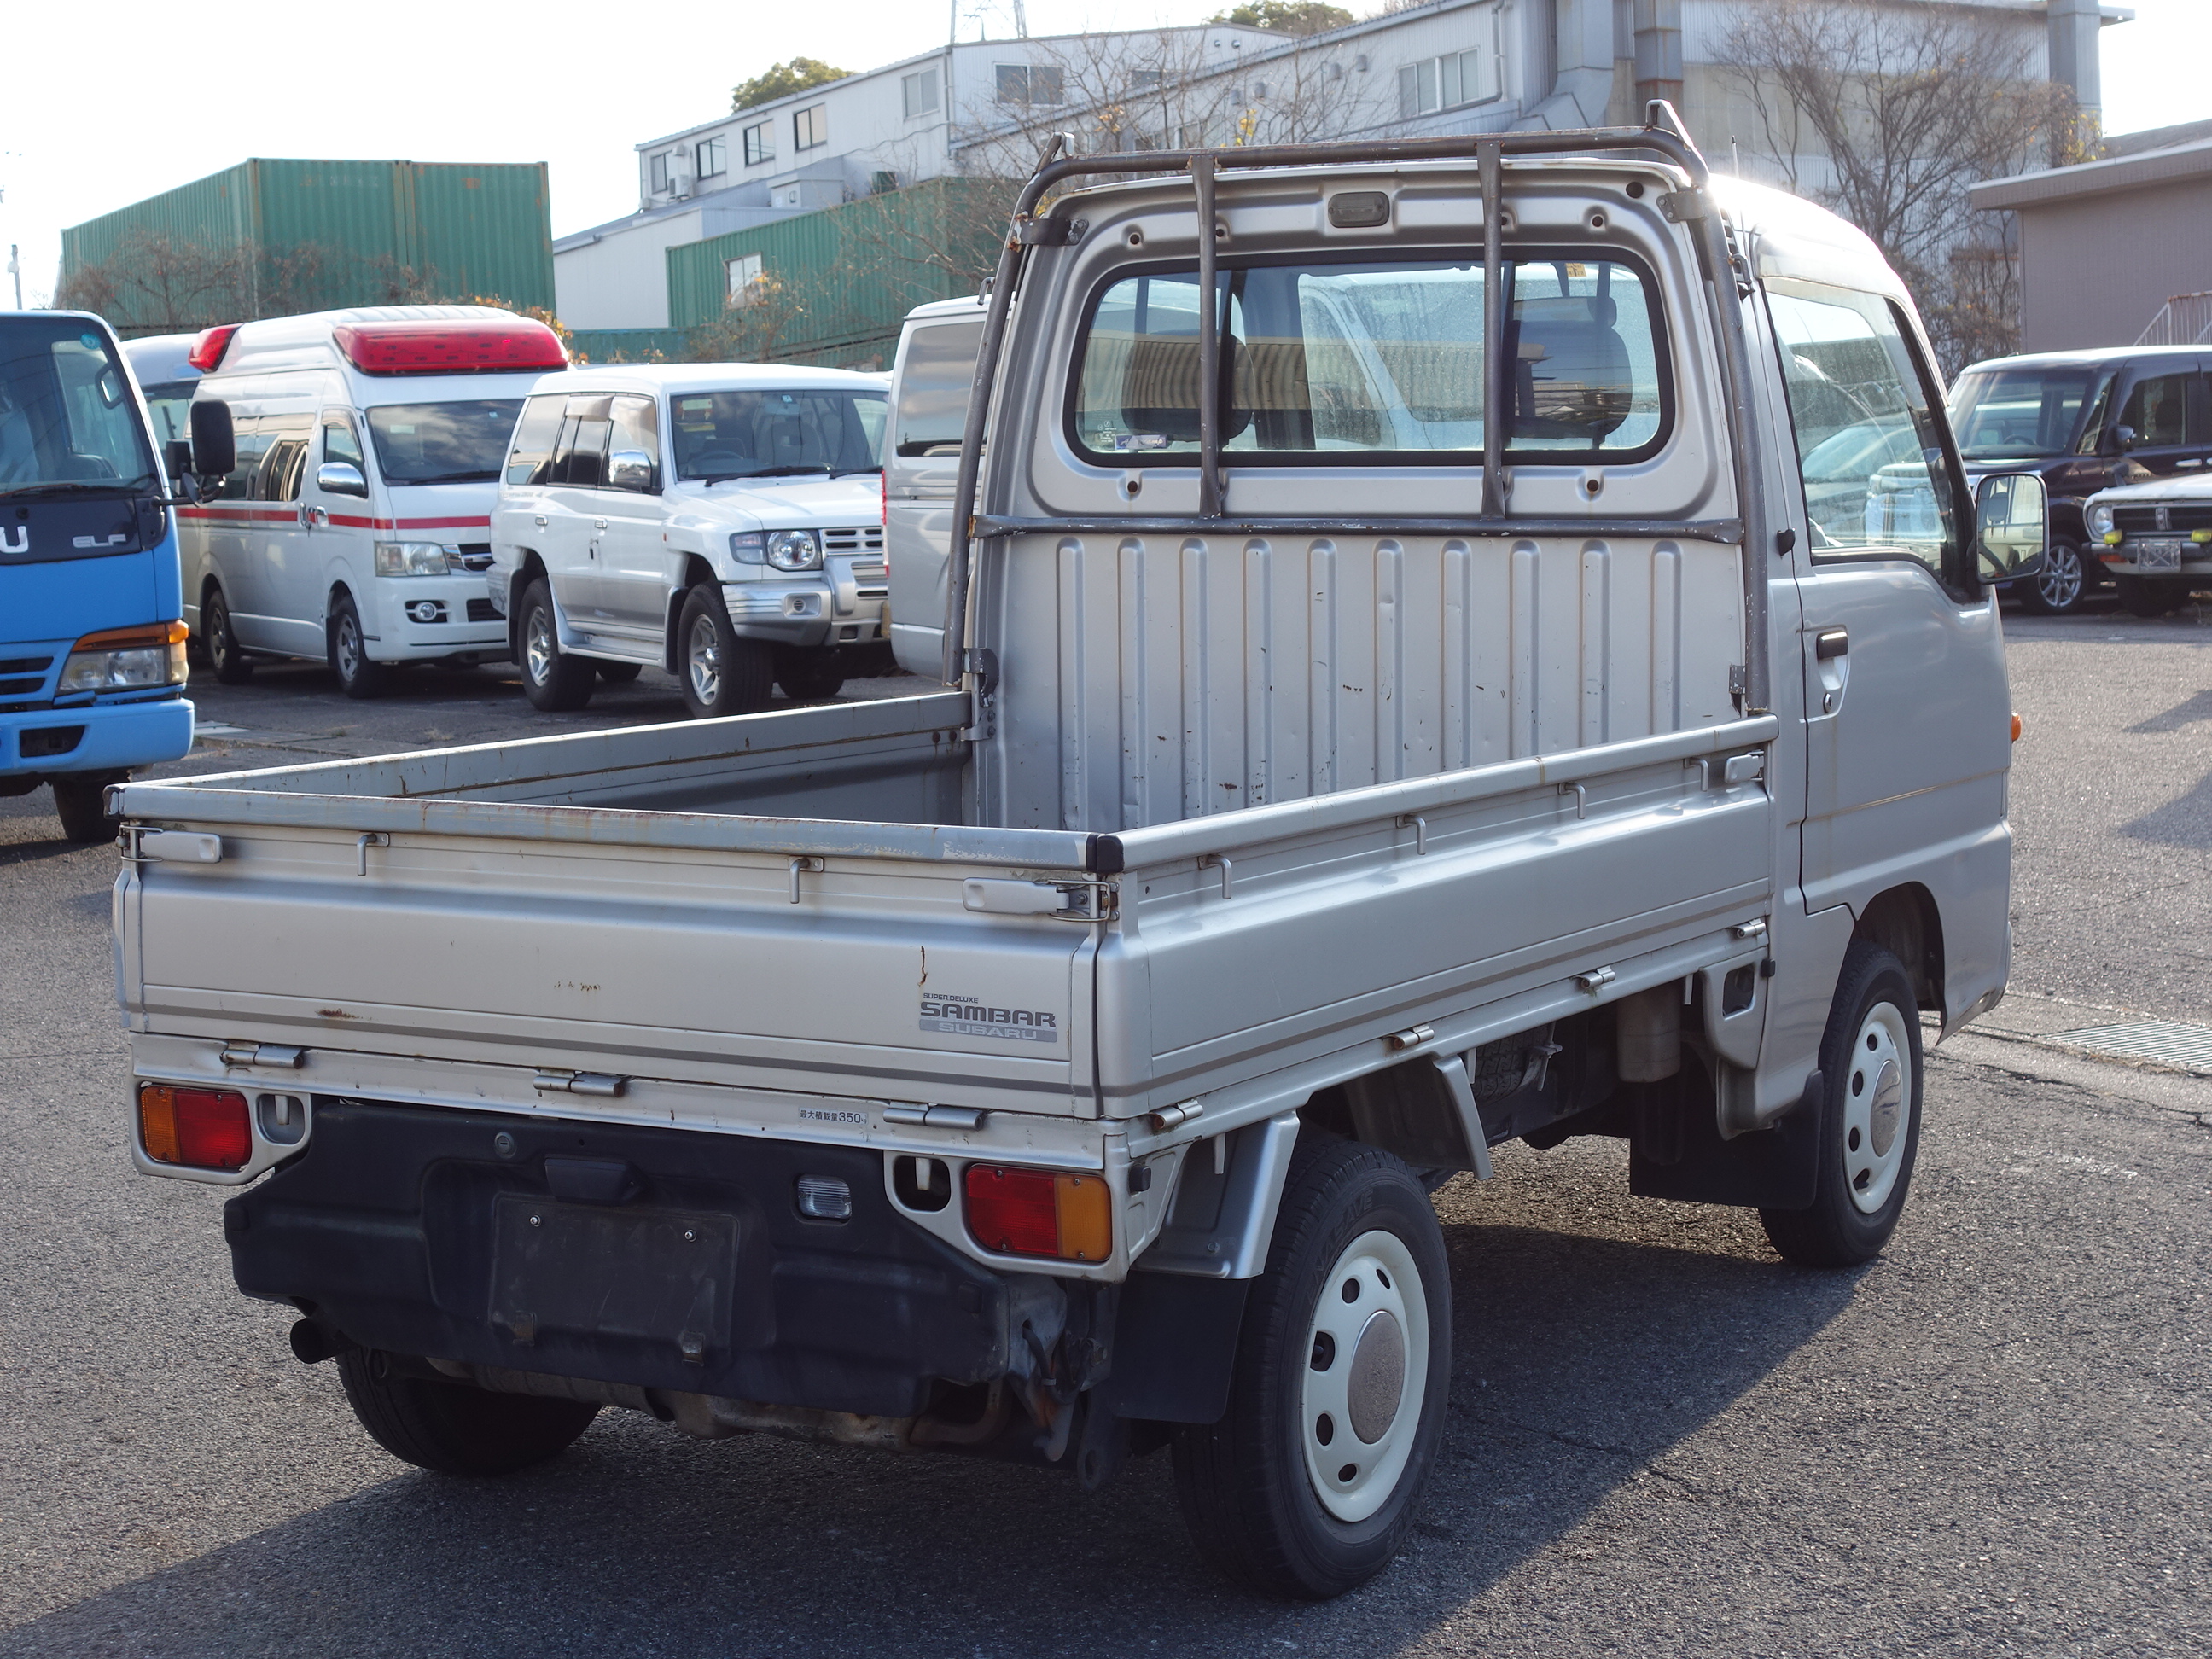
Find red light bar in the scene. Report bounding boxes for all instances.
[333,317,568,376]
[188,324,239,373]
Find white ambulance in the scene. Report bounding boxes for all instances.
[179,306,566,696]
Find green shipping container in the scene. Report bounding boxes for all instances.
[60,159,554,335]
[665,176,1013,369]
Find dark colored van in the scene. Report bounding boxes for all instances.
[1947,344,2212,614]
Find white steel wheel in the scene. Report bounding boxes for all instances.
[1300,1228,1429,1523]
[1844,1000,1912,1214]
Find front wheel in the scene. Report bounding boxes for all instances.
[1760,940,1924,1268]
[517,579,596,712]
[1173,1138,1450,1599]
[2017,539,2089,615]
[328,593,387,700]
[335,1349,597,1476]
[52,773,125,844]
[677,585,773,718]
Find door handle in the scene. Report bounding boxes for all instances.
[594,520,608,531]
[533,515,548,528]
[1814,628,1849,661]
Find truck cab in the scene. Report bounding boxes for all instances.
[1,311,199,841]
[488,364,891,714]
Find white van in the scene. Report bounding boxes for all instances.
[179,306,566,696]
[119,334,202,451]
[884,295,986,678]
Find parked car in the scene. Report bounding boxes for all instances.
[487,363,890,715]
[114,116,2044,1599]
[179,306,567,696]
[1946,344,2211,614]
[0,311,222,840]
[2081,473,2212,614]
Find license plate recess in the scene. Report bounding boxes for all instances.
[2134,538,2186,570]
[488,1192,738,1352]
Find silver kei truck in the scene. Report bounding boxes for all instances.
[114,110,2048,1600]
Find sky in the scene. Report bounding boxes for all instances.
[3,0,2208,310]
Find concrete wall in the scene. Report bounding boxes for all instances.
[2016,179,2212,352]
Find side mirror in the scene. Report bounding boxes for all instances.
[316,461,369,499]
[2104,423,2140,457]
[608,449,658,493]
[189,400,235,479]
[1975,471,2047,585]
[163,439,194,484]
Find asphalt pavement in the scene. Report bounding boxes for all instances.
[1,606,2206,1656]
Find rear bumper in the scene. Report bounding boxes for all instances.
[0,693,192,784]
[224,1098,1026,1418]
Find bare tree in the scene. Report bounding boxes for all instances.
[1714,0,2082,369]
[686,274,812,364]
[58,230,255,334]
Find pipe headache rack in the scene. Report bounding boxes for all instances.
[941,102,1772,720]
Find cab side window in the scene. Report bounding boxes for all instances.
[2117,373,2190,449]
[323,410,365,471]
[1766,278,1960,581]
[608,395,660,479]
[504,393,564,486]
[550,396,614,488]
[216,416,271,502]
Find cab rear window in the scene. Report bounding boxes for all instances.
[1068,253,1668,466]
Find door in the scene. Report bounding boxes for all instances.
[1767,280,2013,955]
[590,393,674,644]
[543,396,615,627]
[207,415,282,649]
[288,410,371,651]
[254,412,321,656]
[886,316,982,677]
[2109,363,2204,480]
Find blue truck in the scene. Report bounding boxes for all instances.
[2,312,228,841]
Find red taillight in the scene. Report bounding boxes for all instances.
[137,1084,252,1172]
[332,318,568,376]
[964,1165,1112,1261]
[188,324,239,373]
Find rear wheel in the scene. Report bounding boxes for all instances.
[2017,539,2089,615]
[2115,576,2182,618]
[204,585,253,684]
[335,1349,597,1476]
[1173,1138,1450,1599]
[678,585,773,718]
[517,579,596,712]
[328,593,387,700]
[52,773,125,844]
[1760,940,1924,1268]
[772,647,845,701]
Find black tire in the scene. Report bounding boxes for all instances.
[2114,576,2180,618]
[335,1348,597,1476]
[1760,940,1924,1268]
[203,585,253,684]
[677,584,773,718]
[773,647,846,701]
[327,592,387,700]
[1172,1136,1451,1599]
[517,579,596,712]
[2017,539,2089,615]
[595,660,644,684]
[52,774,124,844]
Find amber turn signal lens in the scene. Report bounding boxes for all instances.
[137,1083,252,1172]
[964,1165,1114,1262]
[2011,712,2023,743]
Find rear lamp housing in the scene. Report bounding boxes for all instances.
[333,318,568,376]
[137,1083,252,1173]
[963,1165,1112,1262]
[59,620,189,694]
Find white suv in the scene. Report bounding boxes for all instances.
[488,364,890,715]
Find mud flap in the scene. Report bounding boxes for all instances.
[1630,1067,1822,1210]
[1098,1273,1250,1423]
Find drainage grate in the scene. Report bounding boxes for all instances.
[2053,1022,2212,1074]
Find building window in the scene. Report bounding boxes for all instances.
[1398,46,1498,119]
[1130,67,1164,90]
[902,69,940,119]
[726,253,765,306]
[794,103,828,151]
[996,63,1065,105]
[742,121,774,167]
[696,136,726,178]
[649,151,672,193]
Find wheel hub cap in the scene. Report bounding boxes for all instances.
[1301,1229,1428,1523]
[1842,1001,1912,1214]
